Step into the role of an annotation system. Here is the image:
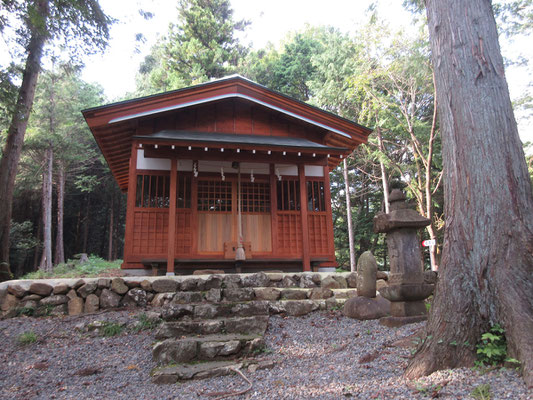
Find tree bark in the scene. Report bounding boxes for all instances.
[54,161,65,265]
[376,125,390,213]
[0,0,50,268]
[82,194,90,253]
[405,0,533,388]
[39,145,53,272]
[33,203,42,270]
[107,189,114,261]
[343,159,356,271]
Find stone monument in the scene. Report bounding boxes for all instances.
[356,251,377,298]
[342,251,390,320]
[374,189,434,327]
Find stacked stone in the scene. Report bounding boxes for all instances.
[0,272,366,318]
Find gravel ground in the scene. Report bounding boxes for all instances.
[0,309,530,400]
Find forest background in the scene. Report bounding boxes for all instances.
[0,0,531,277]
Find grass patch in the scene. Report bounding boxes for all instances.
[21,256,122,279]
[17,331,38,345]
[471,384,491,400]
[36,304,54,317]
[132,313,161,332]
[16,307,35,317]
[251,344,272,356]
[100,322,124,337]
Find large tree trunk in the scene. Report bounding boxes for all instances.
[54,161,65,265]
[39,146,53,272]
[405,0,533,388]
[343,159,356,271]
[0,0,49,268]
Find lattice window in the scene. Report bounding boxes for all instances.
[242,182,270,213]
[198,180,232,211]
[307,180,326,212]
[277,179,300,211]
[135,174,170,208]
[177,175,192,209]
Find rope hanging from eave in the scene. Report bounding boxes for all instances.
[235,162,246,261]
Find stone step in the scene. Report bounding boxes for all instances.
[152,333,265,364]
[151,359,276,384]
[155,315,269,339]
[160,300,270,321]
[157,298,349,327]
[152,287,357,308]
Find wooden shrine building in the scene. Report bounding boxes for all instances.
[83,76,371,274]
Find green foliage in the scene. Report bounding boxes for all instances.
[471,384,492,400]
[24,67,105,173]
[414,382,445,397]
[136,0,248,94]
[99,321,124,337]
[476,324,507,367]
[16,306,35,317]
[21,256,121,279]
[424,295,433,312]
[17,331,38,345]
[0,0,113,66]
[132,314,161,332]
[37,304,54,317]
[493,0,533,37]
[9,220,39,275]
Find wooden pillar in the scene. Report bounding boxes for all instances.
[269,164,278,254]
[167,158,178,275]
[123,141,138,268]
[323,165,336,262]
[298,164,311,271]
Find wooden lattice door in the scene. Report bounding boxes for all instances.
[195,177,272,255]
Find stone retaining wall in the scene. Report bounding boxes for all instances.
[0,272,380,319]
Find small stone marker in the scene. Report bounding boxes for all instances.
[356,251,377,298]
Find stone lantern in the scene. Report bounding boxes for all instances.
[374,189,434,326]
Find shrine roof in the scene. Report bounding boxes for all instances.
[82,75,372,191]
[134,130,348,152]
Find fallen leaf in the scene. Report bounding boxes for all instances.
[32,362,49,370]
[74,367,100,376]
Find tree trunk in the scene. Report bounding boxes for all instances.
[107,189,114,261]
[0,0,50,268]
[75,209,82,253]
[343,159,356,271]
[82,194,90,253]
[425,75,440,271]
[376,126,390,213]
[405,0,533,388]
[54,161,65,265]
[113,190,121,261]
[39,145,53,272]
[33,204,42,270]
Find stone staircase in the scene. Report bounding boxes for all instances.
[149,272,359,383]
[0,270,369,383]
